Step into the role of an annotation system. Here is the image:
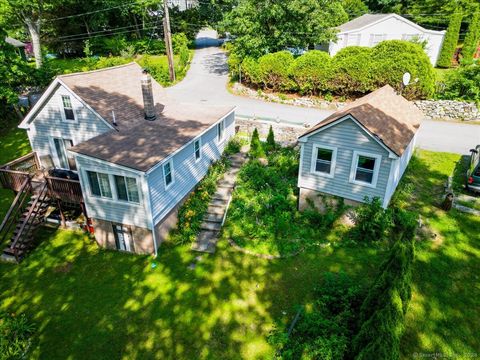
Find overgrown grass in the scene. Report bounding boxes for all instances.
[394,150,480,358]
[223,146,344,256]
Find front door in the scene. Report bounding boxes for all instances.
[53,138,75,170]
[113,224,132,252]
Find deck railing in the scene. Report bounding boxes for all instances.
[0,152,40,174]
[45,176,83,204]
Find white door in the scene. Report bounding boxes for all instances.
[52,138,75,170]
[113,224,132,252]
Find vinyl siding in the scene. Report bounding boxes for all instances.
[298,118,393,204]
[26,84,112,167]
[75,155,151,229]
[383,133,417,206]
[149,112,235,225]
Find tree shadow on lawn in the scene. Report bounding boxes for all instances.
[394,151,480,358]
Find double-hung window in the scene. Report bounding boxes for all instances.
[217,120,225,142]
[87,171,112,198]
[311,144,337,178]
[369,34,386,46]
[114,175,140,203]
[194,139,201,161]
[61,95,75,121]
[350,151,382,187]
[163,160,174,188]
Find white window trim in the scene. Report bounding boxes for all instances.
[194,138,202,162]
[163,160,175,189]
[217,119,225,144]
[84,169,142,205]
[113,174,141,204]
[310,144,337,178]
[349,150,382,188]
[60,94,77,122]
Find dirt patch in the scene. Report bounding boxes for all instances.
[53,262,73,273]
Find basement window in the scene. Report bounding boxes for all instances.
[61,95,75,121]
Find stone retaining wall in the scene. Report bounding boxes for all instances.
[414,100,480,121]
[236,118,308,145]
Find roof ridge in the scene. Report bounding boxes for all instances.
[58,61,140,78]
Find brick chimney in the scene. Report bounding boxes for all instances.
[141,69,156,121]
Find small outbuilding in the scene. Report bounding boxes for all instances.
[5,36,27,60]
[297,85,423,209]
[323,13,446,66]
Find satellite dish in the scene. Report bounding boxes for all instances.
[402,72,411,86]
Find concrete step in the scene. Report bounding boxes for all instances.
[217,179,235,188]
[204,213,224,223]
[191,230,219,253]
[200,221,222,231]
[210,198,228,207]
[207,204,227,215]
[0,253,17,263]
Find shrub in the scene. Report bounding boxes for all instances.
[372,40,435,99]
[351,197,393,242]
[93,56,131,70]
[440,65,480,102]
[437,11,463,68]
[241,56,261,85]
[249,128,265,158]
[265,125,276,152]
[351,235,415,360]
[257,51,295,91]
[269,272,363,360]
[290,50,332,94]
[224,136,246,155]
[329,46,376,95]
[172,33,189,54]
[0,312,35,359]
[461,11,480,63]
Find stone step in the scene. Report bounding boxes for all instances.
[200,221,222,231]
[210,194,228,206]
[204,213,224,223]
[0,253,17,263]
[191,230,219,253]
[212,192,230,201]
[217,179,235,188]
[207,204,227,215]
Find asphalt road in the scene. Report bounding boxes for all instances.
[166,30,480,155]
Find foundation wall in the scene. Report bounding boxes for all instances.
[298,187,361,212]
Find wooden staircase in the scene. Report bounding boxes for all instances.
[0,179,50,263]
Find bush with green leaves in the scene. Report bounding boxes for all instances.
[439,65,480,102]
[265,125,276,152]
[437,11,463,68]
[0,312,35,360]
[352,233,415,360]
[257,51,295,91]
[351,197,393,243]
[241,56,262,85]
[269,272,363,360]
[461,11,480,63]
[329,46,376,95]
[372,40,435,99]
[249,128,265,158]
[289,50,332,95]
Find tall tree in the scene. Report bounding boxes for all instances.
[437,10,463,68]
[342,0,369,20]
[223,0,348,59]
[0,0,60,68]
[461,10,480,62]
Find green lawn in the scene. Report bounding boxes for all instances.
[0,117,31,220]
[396,151,480,358]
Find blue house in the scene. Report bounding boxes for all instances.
[18,63,235,255]
[297,85,423,209]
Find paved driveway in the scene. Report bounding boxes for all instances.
[166,30,480,155]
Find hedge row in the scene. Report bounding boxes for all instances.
[240,40,435,99]
[437,11,463,68]
[351,213,416,360]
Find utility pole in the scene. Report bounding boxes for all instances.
[163,0,176,82]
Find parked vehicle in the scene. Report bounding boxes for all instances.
[466,146,480,193]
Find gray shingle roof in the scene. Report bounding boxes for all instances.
[338,14,391,32]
